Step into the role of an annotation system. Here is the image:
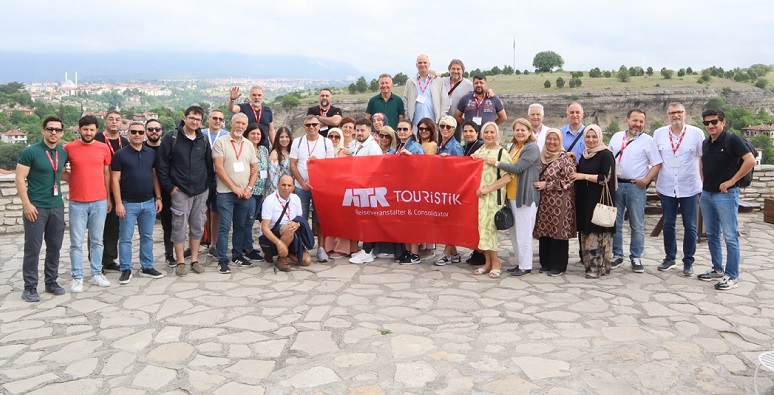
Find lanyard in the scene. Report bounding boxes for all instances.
[534,128,542,138]
[617,135,636,162]
[45,149,59,177]
[104,135,121,155]
[417,75,430,94]
[668,126,686,155]
[209,130,222,146]
[509,144,523,161]
[305,136,319,157]
[394,142,405,154]
[275,192,291,220]
[250,104,263,123]
[473,95,486,116]
[318,106,328,117]
[230,139,244,160]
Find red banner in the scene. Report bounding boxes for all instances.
[308,155,482,249]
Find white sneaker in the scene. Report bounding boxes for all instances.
[71,278,83,293]
[376,253,394,259]
[317,248,329,263]
[349,250,374,264]
[90,274,111,287]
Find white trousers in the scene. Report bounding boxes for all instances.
[508,201,537,270]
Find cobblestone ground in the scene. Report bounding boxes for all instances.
[1,213,773,394]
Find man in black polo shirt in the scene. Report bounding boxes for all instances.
[306,89,342,137]
[227,85,276,143]
[142,119,175,265]
[95,111,129,272]
[698,108,755,290]
[112,121,164,284]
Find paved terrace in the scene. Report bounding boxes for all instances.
[1,213,773,395]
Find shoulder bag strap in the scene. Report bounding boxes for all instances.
[567,129,584,152]
[496,148,503,205]
[271,201,291,234]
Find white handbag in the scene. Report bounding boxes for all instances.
[591,176,617,228]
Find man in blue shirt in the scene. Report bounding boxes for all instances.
[560,102,586,163]
[404,54,448,133]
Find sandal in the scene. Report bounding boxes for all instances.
[489,270,501,279]
[472,268,490,275]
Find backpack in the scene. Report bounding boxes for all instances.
[705,133,756,188]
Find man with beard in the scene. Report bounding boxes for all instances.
[560,102,587,163]
[454,75,506,128]
[64,115,113,292]
[404,54,448,131]
[608,109,662,272]
[16,116,69,301]
[94,111,129,273]
[528,103,551,150]
[306,89,342,137]
[365,74,405,129]
[228,86,276,142]
[652,102,704,276]
[142,119,175,266]
[442,59,473,141]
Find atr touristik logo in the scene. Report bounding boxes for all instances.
[342,188,390,208]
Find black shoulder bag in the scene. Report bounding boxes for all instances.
[494,148,515,230]
[258,200,290,257]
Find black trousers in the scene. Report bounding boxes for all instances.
[159,189,173,257]
[101,208,119,264]
[23,206,65,289]
[538,237,569,273]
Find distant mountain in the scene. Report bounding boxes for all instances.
[0,52,361,82]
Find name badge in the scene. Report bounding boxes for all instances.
[53,185,59,196]
[260,170,268,179]
[472,117,482,126]
[416,96,426,104]
[616,164,623,176]
[233,162,246,173]
[666,157,680,168]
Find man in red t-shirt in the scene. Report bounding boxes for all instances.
[63,115,112,293]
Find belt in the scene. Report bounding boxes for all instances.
[617,178,633,183]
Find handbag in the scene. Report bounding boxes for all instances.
[493,149,515,230]
[591,173,617,228]
[258,200,290,256]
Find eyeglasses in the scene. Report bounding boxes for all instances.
[44,127,63,133]
[210,117,224,122]
[702,119,720,126]
[187,116,202,122]
[129,129,145,135]
[304,123,320,128]
[438,124,453,130]
[396,127,410,132]
[146,127,162,132]
[668,111,685,116]
[379,134,392,140]
[418,127,429,132]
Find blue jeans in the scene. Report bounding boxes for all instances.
[118,199,156,271]
[69,200,107,278]
[660,193,698,264]
[216,192,251,262]
[613,183,646,258]
[242,195,263,251]
[700,188,740,279]
[295,187,317,223]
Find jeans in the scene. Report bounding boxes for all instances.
[660,193,698,264]
[216,192,251,262]
[119,199,157,271]
[613,183,646,258]
[23,206,65,289]
[242,195,263,251]
[700,188,740,279]
[70,200,107,278]
[295,187,317,223]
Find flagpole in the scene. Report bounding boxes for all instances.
[512,36,516,72]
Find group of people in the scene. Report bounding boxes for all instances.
[16,55,755,302]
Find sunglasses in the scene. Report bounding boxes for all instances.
[304,123,320,128]
[44,127,63,133]
[210,117,224,121]
[418,127,429,132]
[379,134,392,140]
[702,119,720,126]
[396,127,410,132]
[129,130,145,135]
[146,127,162,132]
[438,124,453,129]
[329,135,340,140]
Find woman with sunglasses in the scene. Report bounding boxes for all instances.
[326,128,346,157]
[417,117,438,155]
[434,116,464,266]
[378,126,397,154]
[387,119,424,155]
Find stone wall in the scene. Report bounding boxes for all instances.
[1,166,772,234]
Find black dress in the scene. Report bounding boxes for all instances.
[575,150,616,234]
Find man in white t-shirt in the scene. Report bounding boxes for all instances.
[290,114,335,262]
[608,109,662,273]
[528,103,551,150]
[261,174,309,271]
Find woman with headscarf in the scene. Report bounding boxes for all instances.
[327,127,346,157]
[471,122,513,278]
[533,128,576,276]
[570,124,616,278]
[485,118,541,276]
[461,121,486,265]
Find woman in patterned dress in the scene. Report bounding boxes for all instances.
[242,122,270,261]
[533,129,577,276]
[471,122,513,278]
[267,126,292,196]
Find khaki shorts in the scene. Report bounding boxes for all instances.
[170,190,208,244]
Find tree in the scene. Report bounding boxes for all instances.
[502,65,514,75]
[752,134,773,164]
[661,68,674,79]
[571,71,584,78]
[555,77,565,88]
[705,97,725,110]
[544,80,551,88]
[532,51,564,72]
[607,121,621,135]
[347,83,357,94]
[589,68,602,78]
[646,67,654,76]
[569,77,582,88]
[369,79,379,92]
[603,71,612,78]
[0,142,25,170]
[355,77,368,93]
[755,78,769,89]
[686,67,694,74]
[617,68,631,82]
[490,65,502,75]
[678,68,686,77]
[280,95,299,110]
[392,72,408,86]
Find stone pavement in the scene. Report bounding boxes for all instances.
[1,213,773,395]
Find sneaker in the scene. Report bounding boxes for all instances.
[317,248,329,263]
[376,253,394,259]
[22,288,40,302]
[118,270,133,284]
[714,277,738,290]
[510,268,532,277]
[682,264,694,277]
[208,247,217,257]
[610,256,624,270]
[218,260,231,274]
[449,254,462,263]
[434,255,454,266]
[399,253,421,265]
[191,261,204,274]
[350,250,375,264]
[140,268,164,279]
[538,267,546,273]
[631,258,645,273]
[698,270,724,281]
[394,251,409,263]
[657,258,676,271]
[466,250,485,265]
[90,274,111,287]
[165,255,176,269]
[546,270,565,277]
[175,263,188,277]
[45,282,65,295]
[102,261,120,273]
[71,278,84,293]
[232,256,252,267]
[245,249,265,262]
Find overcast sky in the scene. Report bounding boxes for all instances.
[3,0,773,78]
